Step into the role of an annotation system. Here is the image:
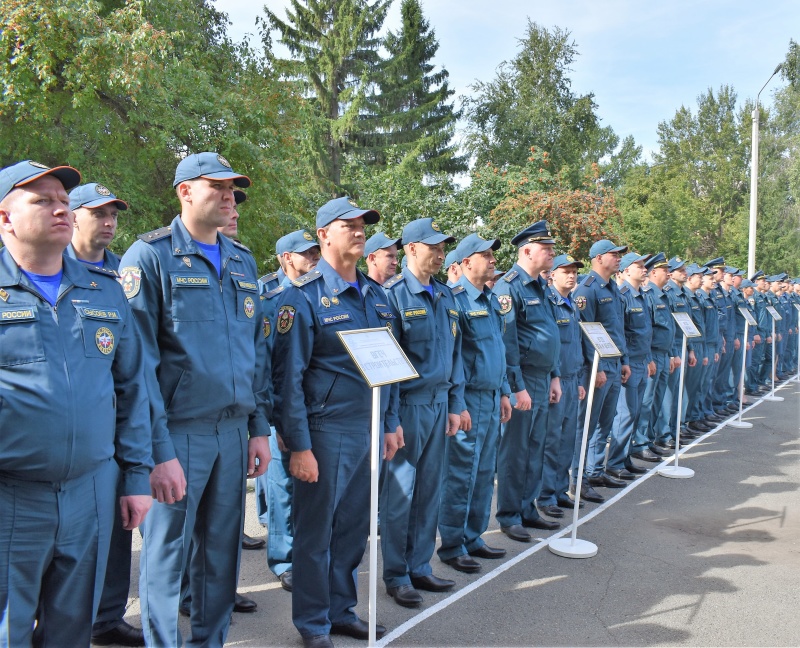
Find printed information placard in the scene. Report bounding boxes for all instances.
[579,322,622,358]
[672,312,702,338]
[738,307,757,327]
[766,306,782,321]
[338,327,419,387]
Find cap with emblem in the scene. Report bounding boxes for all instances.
[723,265,739,275]
[551,253,584,270]
[454,233,500,261]
[316,196,380,228]
[401,217,455,245]
[619,252,650,271]
[234,190,247,205]
[589,239,628,258]
[364,231,401,257]
[511,221,555,247]
[69,183,128,211]
[740,279,755,289]
[644,252,668,271]
[173,152,251,188]
[750,270,765,281]
[276,229,319,256]
[703,257,725,270]
[667,256,686,272]
[686,263,706,277]
[0,160,81,202]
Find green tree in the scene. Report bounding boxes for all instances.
[354,0,466,175]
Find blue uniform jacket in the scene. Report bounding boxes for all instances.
[619,280,653,363]
[698,288,720,349]
[572,269,628,370]
[384,270,466,413]
[451,275,510,395]
[548,287,582,381]
[493,263,561,392]
[0,250,152,495]
[642,282,675,354]
[271,258,399,452]
[65,243,121,273]
[119,215,271,465]
[684,287,706,344]
[663,279,694,356]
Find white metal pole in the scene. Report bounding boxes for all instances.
[764,318,784,402]
[728,321,753,428]
[659,335,694,478]
[368,386,381,646]
[747,108,759,279]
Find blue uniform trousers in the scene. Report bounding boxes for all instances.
[495,371,550,527]
[438,389,501,561]
[92,474,133,635]
[699,351,719,418]
[712,341,734,408]
[747,340,765,390]
[381,401,447,588]
[539,376,579,508]
[1,459,117,648]
[656,358,683,443]
[686,344,707,422]
[729,342,745,403]
[631,352,670,453]
[608,360,648,470]
[140,427,247,648]
[266,432,293,577]
[292,428,371,637]
[578,362,622,481]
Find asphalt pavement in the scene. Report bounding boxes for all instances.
[123,377,800,647]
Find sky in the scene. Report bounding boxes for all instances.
[217,0,797,161]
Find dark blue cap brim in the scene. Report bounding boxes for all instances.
[198,172,251,188]
[73,197,128,211]
[412,233,456,245]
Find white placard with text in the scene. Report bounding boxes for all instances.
[579,322,622,358]
[337,327,419,388]
[672,312,702,338]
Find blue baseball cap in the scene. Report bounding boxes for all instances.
[551,253,584,270]
[686,263,706,277]
[444,250,460,267]
[644,252,668,270]
[703,257,725,270]
[740,279,755,289]
[619,252,649,271]
[276,229,319,256]
[668,256,686,272]
[234,190,247,205]
[511,221,555,247]
[750,270,765,281]
[401,217,455,245]
[723,265,739,275]
[316,196,379,228]
[69,183,128,211]
[589,239,628,258]
[364,231,400,257]
[0,160,81,202]
[173,152,251,188]
[454,233,500,261]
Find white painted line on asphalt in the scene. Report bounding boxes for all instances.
[377,379,796,646]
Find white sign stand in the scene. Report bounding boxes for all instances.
[337,328,419,646]
[728,307,756,429]
[763,307,783,402]
[659,313,701,479]
[548,323,619,560]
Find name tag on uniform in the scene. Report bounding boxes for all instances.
[236,280,258,291]
[174,275,210,287]
[676,302,685,307]
[525,298,540,306]
[556,318,570,325]
[76,307,121,320]
[0,307,37,322]
[656,304,666,309]
[320,312,352,325]
[599,297,613,304]
[404,308,428,318]
[467,310,489,318]
[377,311,394,319]
[630,307,643,313]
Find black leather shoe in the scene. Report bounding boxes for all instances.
[556,495,583,509]
[521,516,560,530]
[623,461,647,475]
[331,617,386,640]
[468,544,506,559]
[647,444,670,456]
[234,592,257,613]
[724,404,740,414]
[605,468,637,481]
[572,484,605,503]
[279,570,293,592]
[387,584,422,607]
[179,601,190,617]
[539,504,565,518]
[442,554,481,573]
[706,414,725,423]
[501,524,531,542]
[654,438,676,450]
[588,474,626,488]
[629,449,661,463]
[241,533,265,550]
[302,635,334,648]
[410,574,455,592]
[686,421,710,433]
[91,621,145,647]
[679,431,699,441]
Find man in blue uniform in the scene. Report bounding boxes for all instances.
[746,271,770,394]
[0,160,153,647]
[444,248,462,285]
[438,234,512,573]
[723,267,748,409]
[704,258,737,417]
[121,152,271,648]
[381,217,466,606]
[493,221,562,542]
[696,268,721,425]
[364,231,400,285]
[608,252,654,478]
[272,197,400,647]
[572,239,631,492]
[683,264,711,434]
[538,254,589,516]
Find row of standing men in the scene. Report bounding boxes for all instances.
[1,154,797,648]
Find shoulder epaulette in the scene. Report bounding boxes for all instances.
[86,265,120,279]
[259,271,279,285]
[642,283,652,292]
[663,283,673,292]
[137,226,172,243]
[264,285,285,299]
[383,273,405,289]
[583,274,595,287]
[291,269,322,287]
[619,284,630,294]
[231,239,252,253]
[503,270,519,282]
[450,284,466,295]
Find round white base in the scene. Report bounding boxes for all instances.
[658,465,695,479]
[763,395,784,402]
[548,537,598,559]
[726,420,753,429]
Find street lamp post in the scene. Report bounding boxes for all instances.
[747,64,783,278]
